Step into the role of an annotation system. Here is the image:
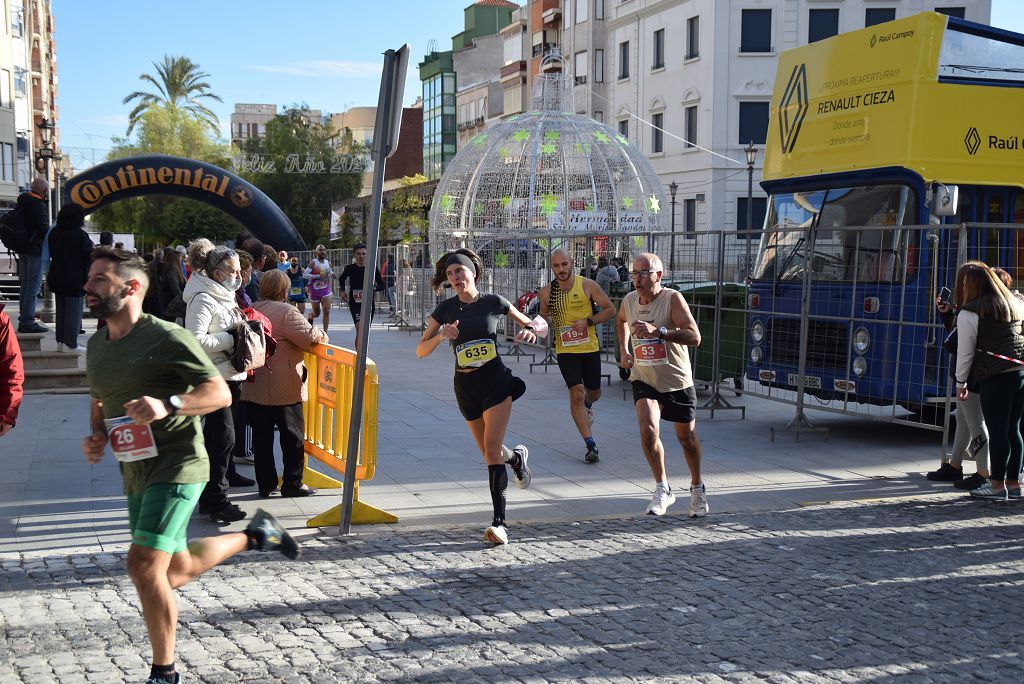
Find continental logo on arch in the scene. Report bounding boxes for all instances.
[71,163,231,209]
[779,63,809,154]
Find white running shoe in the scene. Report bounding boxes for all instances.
[484,524,509,545]
[646,483,676,515]
[586,406,594,426]
[59,344,86,354]
[501,444,514,462]
[509,445,531,489]
[689,482,709,518]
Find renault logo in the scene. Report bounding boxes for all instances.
[965,127,981,155]
[779,63,809,154]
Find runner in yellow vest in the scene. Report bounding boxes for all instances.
[538,249,616,463]
[616,252,708,518]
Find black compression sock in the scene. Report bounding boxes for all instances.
[150,663,176,682]
[244,528,264,550]
[487,464,508,526]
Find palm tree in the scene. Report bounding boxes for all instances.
[122,55,223,136]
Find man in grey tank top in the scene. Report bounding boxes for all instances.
[615,253,709,518]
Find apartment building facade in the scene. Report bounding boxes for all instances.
[566,0,990,252]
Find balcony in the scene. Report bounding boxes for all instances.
[501,61,527,80]
[540,60,563,74]
[532,42,558,58]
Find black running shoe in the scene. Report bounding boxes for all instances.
[584,446,600,464]
[246,508,300,560]
[926,463,963,482]
[954,472,987,490]
[145,673,180,684]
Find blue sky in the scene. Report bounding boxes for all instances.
[54,1,1024,173]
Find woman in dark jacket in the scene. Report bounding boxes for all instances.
[159,248,186,321]
[46,204,92,352]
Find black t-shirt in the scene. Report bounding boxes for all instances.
[430,293,511,369]
[338,264,385,305]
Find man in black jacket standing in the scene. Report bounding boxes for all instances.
[16,177,51,333]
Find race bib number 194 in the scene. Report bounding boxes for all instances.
[104,416,159,463]
[559,326,590,347]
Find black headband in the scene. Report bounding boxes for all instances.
[445,253,476,271]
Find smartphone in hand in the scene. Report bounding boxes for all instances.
[939,286,951,304]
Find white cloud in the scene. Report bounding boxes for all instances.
[247,60,382,78]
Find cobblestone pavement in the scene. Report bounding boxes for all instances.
[1,496,1022,683]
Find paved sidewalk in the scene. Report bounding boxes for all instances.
[2,317,960,556]
[1,496,1022,682]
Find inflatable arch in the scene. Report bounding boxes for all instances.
[65,154,307,251]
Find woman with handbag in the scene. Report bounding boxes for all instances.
[241,269,326,498]
[928,260,990,490]
[183,239,248,523]
[955,263,1024,501]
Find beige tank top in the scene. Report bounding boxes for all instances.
[621,288,693,392]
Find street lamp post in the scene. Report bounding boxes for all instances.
[744,141,758,235]
[668,181,678,272]
[37,118,55,224]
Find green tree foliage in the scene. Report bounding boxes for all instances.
[122,55,222,136]
[380,174,430,243]
[89,106,240,245]
[238,106,363,248]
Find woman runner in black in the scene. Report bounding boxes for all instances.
[416,249,536,545]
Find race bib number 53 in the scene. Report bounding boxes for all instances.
[456,339,497,368]
[104,416,159,463]
[632,338,668,366]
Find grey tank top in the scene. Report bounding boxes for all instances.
[622,289,693,392]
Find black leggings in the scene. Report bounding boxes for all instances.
[199,380,240,507]
[979,370,1024,482]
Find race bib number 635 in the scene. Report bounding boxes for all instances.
[456,339,497,368]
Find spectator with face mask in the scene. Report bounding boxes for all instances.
[183,239,249,523]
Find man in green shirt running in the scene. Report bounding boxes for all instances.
[82,247,300,684]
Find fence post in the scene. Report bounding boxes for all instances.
[771,223,828,441]
[699,230,744,418]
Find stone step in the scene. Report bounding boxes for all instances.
[21,350,83,370]
[24,385,90,395]
[14,332,44,352]
[23,367,90,391]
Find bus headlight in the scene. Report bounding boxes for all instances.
[852,356,868,377]
[853,327,870,354]
[751,320,765,344]
[750,346,762,364]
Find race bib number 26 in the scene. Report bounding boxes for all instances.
[104,416,159,463]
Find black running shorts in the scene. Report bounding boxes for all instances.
[350,302,375,324]
[631,381,697,424]
[453,361,526,421]
[556,351,602,390]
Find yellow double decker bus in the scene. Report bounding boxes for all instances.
[748,11,1024,419]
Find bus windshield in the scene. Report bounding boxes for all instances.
[753,184,916,283]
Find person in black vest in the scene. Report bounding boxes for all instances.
[15,177,50,333]
[46,204,93,352]
[955,263,1024,501]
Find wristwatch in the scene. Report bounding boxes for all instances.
[164,395,183,416]
[658,326,669,340]
[585,317,594,327]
